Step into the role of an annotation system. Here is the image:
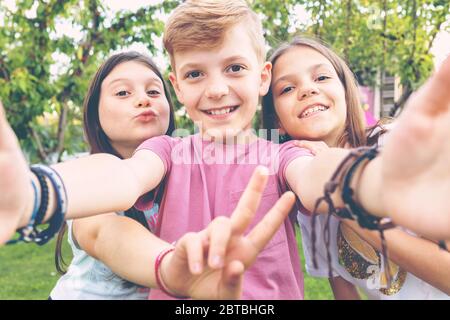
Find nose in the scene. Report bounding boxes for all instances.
[205,78,229,99]
[297,84,319,100]
[135,92,151,108]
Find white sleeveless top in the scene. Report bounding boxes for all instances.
[50,207,158,300]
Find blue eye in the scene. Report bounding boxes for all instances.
[186,71,202,79]
[227,64,244,73]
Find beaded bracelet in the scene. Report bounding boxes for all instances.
[154,247,188,299]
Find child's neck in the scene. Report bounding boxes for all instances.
[111,142,139,159]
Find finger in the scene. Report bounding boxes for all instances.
[405,57,450,117]
[207,216,232,269]
[230,166,269,235]
[221,260,245,300]
[247,191,296,252]
[178,232,205,275]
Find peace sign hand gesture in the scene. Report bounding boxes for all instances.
[160,166,296,299]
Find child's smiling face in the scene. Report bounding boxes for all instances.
[271,46,347,146]
[169,23,271,141]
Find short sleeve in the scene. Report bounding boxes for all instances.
[134,135,178,174]
[277,140,313,193]
[133,135,178,211]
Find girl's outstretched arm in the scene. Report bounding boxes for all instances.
[329,276,361,300]
[0,97,165,245]
[285,58,450,241]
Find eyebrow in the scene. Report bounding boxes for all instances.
[106,77,163,88]
[273,63,334,87]
[178,55,250,74]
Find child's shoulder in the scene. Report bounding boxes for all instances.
[139,134,195,147]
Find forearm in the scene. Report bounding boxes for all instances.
[87,216,171,288]
[18,153,145,228]
[345,220,450,294]
[289,149,386,217]
[329,276,361,300]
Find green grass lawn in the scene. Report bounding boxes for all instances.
[0,227,333,300]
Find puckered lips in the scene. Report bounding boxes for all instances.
[297,103,330,119]
[135,109,157,122]
[201,105,240,119]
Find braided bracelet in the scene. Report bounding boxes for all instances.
[310,146,395,286]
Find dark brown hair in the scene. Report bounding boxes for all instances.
[55,51,176,274]
[262,36,370,148]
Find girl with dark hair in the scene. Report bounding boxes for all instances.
[50,51,176,299]
[262,37,450,299]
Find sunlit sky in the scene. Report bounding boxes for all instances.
[2,0,449,71]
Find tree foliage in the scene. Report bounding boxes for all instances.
[0,0,448,161]
[0,0,180,163]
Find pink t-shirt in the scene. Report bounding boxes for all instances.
[135,134,311,299]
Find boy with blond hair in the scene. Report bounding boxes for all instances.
[2,0,449,301]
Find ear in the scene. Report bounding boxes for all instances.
[259,61,272,96]
[169,72,184,104]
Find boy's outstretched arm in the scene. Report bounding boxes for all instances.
[72,166,295,300]
[286,57,450,241]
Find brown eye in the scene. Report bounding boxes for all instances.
[147,90,160,96]
[316,75,330,81]
[280,86,294,95]
[116,90,129,97]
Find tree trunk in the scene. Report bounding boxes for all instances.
[56,102,69,162]
[29,126,48,163]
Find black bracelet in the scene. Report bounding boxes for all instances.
[310,146,395,288]
[29,164,68,245]
[30,167,49,225]
[340,146,383,230]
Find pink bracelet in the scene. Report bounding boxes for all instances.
[154,247,188,299]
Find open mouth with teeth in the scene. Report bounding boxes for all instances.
[299,105,329,118]
[203,106,239,116]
